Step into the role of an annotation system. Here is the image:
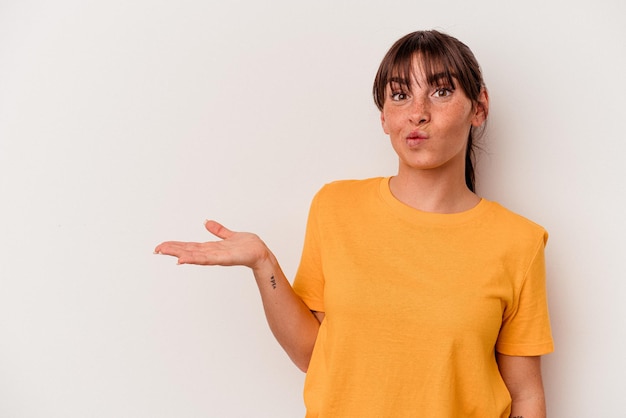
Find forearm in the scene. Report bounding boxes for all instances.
[509,395,546,418]
[154,221,320,371]
[497,353,547,418]
[252,251,320,372]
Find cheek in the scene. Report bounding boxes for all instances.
[381,110,395,135]
[381,108,403,134]
[380,114,389,134]
[448,103,474,132]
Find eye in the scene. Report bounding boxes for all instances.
[390,91,408,101]
[433,87,453,98]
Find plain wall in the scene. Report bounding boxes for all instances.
[1,0,624,416]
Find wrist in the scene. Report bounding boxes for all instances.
[251,245,276,274]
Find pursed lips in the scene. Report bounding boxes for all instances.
[406,130,429,146]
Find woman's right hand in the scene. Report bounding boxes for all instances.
[154,220,272,270]
[155,219,321,371]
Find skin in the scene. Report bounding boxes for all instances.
[497,354,547,418]
[155,220,320,372]
[154,55,547,417]
[380,57,488,214]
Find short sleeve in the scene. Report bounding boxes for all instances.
[496,233,554,356]
[292,191,326,312]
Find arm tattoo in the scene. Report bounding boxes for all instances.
[270,275,277,289]
[510,416,524,418]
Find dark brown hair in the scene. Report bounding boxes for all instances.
[372,30,487,192]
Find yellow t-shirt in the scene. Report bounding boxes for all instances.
[292,177,553,418]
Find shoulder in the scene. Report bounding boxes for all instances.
[482,200,548,247]
[314,177,384,204]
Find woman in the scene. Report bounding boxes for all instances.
[155,30,553,418]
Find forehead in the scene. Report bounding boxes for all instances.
[389,53,455,86]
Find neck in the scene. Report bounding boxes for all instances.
[389,169,480,214]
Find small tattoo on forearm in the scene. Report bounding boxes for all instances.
[509,416,524,418]
[270,275,277,289]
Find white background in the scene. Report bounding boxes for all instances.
[1,0,624,416]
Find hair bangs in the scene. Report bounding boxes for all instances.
[372,30,487,192]
[373,31,483,110]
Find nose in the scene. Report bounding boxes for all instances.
[409,95,430,125]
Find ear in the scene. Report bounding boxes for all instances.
[380,111,390,134]
[471,88,489,127]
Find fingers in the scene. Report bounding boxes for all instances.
[154,220,242,266]
[153,240,193,257]
[154,220,233,254]
[154,241,214,265]
[204,220,235,240]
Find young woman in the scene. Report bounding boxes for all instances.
[155,30,553,418]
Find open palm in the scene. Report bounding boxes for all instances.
[154,220,270,269]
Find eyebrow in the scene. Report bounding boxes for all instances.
[428,72,455,85]
[388,72,456,88]
[388,76,409,86]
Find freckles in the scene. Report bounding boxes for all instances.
[382,109,402,129]
[453,101,474,124]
